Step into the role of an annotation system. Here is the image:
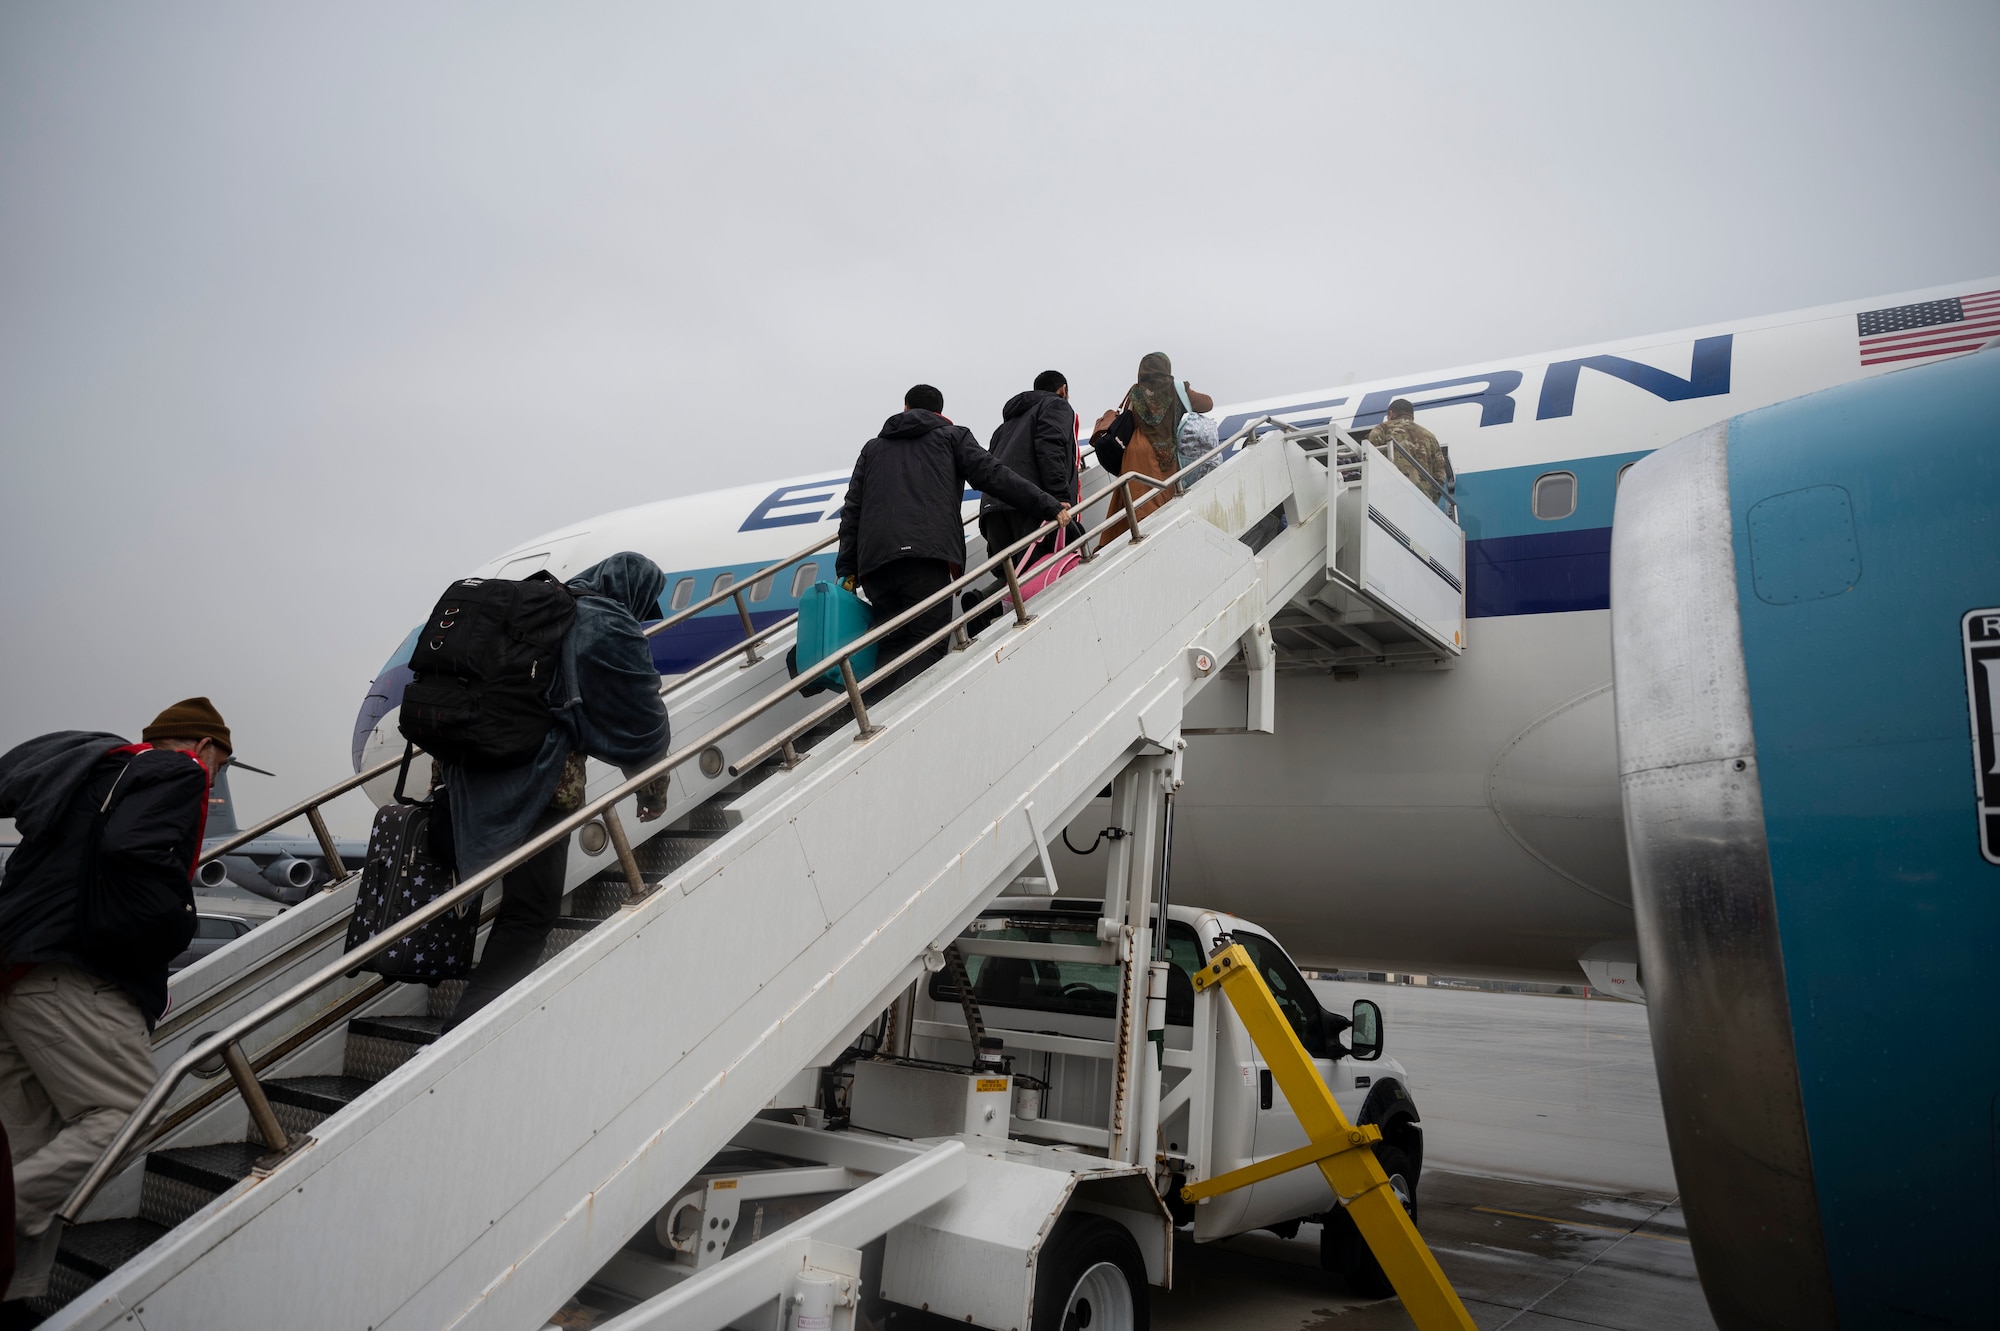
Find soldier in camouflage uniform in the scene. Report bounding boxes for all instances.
[1365,398,1452,504]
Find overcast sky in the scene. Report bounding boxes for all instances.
[3,1,1997,835]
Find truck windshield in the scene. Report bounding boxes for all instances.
[932,917,1201,1025]
[1233,930,1329,1058]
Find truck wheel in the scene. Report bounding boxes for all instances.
[1320,1143,1418,1300]
[1032,1213,1148,1331]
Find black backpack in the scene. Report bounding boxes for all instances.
[398,573,580,769]
[78,751,199,976]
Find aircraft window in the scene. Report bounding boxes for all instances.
[711,572,735,597]
[749,573,774,603]
[669,578,694,611]
[1532,471,1577,521]
[789,563,821,597]
[1233,931,1328,1057]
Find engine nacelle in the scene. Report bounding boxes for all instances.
[1613,349,2000,1328]
[196,859,230,889]
[261,857,317,892]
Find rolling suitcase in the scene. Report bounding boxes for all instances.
[793,580,878,692]
[344,749,475,982]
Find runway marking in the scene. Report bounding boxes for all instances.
[1471,1205,1690,1244]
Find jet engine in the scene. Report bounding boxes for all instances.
[260,857,317,892]
[196,859,230,889]
[1612,349,1999,1328]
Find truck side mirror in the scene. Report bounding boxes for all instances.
[1349,999,1383,1061]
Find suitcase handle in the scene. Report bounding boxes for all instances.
[393,742,421,805]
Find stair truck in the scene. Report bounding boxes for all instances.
[571,887,1429,1331]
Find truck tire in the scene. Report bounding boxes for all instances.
[1032,1213,1149,1331]
[1319,1142,1418,1299]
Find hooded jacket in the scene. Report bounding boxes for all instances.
[445,553,672,876]
[979,391,1078,520]
[0,733,207,1025]
[836,410,1061,581]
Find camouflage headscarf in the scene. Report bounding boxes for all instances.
[1125,352,1185,466]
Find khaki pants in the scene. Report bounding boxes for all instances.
[0,965,157,1300]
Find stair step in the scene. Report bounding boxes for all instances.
[140,1140,267,1227]
[670,802,732,834]
[538,916,604,963]
[261,1074,373,1136]
[344,1014,446,1081]
[34,1218,169,1315]
[564,878,628,920]
[428,978,467,1019]
[635,834,721,878]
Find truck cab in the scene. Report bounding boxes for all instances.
[910,900,1423,1259]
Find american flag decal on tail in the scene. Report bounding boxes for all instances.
[1856,290,2000,366]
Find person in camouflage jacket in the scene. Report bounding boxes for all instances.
[1365,399,1453,504]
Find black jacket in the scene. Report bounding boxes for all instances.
[980,391,1078,518]
[837,410,1061,581]
[0,736,206,1026]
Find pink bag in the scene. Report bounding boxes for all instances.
[1004,526,1082,610]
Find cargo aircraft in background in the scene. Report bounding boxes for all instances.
[349,277,1999,997]
[195,759,369,906]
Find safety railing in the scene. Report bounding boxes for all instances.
[194,528,850,885]
[65,424,1260,1223]
[176,503,962,1046]
[1295,421,1455,520]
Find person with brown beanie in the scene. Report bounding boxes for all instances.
[0,698,228,1303]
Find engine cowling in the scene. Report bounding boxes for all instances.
[1612,349,2000,1328]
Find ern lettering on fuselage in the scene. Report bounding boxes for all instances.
[739,479,983,533]
[1963,607,2000,866]
[1212,337,1737,443]
[741,478,847,532]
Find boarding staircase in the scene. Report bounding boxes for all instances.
[32,422,1465,1330]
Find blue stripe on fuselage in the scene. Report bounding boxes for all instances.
[1457,450,1647,617]
[1467,528,1611,617]
[358,458,1655,761]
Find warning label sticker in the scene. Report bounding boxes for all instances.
[975,1078,1009,1093]
[1963,608,2000,866]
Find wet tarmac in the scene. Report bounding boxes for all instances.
[1149,982,1713,1329]
[1157,1169,1711,1330]
[1309,980,1676,1195]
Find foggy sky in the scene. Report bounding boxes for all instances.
[4,2,1997,835]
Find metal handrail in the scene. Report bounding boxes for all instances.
[200,469,1042,878]
[65,426,1256,1222]
[193,523,855,879]
[196,752,412,883]
[1241,415,1456,519]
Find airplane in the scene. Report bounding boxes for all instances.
[196,758,369,908]
[350,276,2000,997]
[332,277,1993,1328]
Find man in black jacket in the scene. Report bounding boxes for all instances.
[837,384,1071,695]
[979,370,1080,569]
[0,699,225,1301]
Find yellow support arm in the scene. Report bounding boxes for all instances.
[1186,944,1475,1331]
[1181,1124,1382,1202]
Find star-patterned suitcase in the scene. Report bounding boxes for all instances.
[343,797,475,981]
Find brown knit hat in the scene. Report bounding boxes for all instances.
[142,697,231,751]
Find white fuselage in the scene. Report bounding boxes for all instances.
[353,278,1999,983]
